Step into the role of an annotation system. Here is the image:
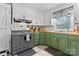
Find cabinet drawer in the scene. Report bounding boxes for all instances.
[69,35,79,41]
[56,34,67,39]
[35,32,39,35]
[46,36,51,39]
[46,34,51,39]
[51,36,57,39]
[35,34,39,36]
[40,32,45,35]
[51,33,67,39]
[35,36,39,38]
[51,34,56,37]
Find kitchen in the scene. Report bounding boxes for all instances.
[0,3,79,56]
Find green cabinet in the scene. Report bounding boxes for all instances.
[76,41,79,55]
[35,32,79,56]
[57,34,68,54]
[68,35,79,56]
[39,32,46,45]
[51,37,58,49]
[58,38,68,53]
[51,34,58,49]
[46,33,51,46]
[46,33,51,39]
[46,39,51,46]
[35,32,39,45]
[69,40,76,55]
[68,35,77,55]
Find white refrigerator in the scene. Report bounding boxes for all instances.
[0,4,11,52]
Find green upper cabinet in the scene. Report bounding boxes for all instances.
[39,32,46,45]
[35,32,39,45]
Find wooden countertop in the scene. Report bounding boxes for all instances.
[48,32,79,36]
[34,31,79,36]
[46,31,79,35]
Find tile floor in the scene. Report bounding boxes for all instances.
[14,45,66,56]
[14,45,53,56]
[33,45,53,56]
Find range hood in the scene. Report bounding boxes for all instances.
[14,18,32,23]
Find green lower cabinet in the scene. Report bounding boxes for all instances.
[35,32,39,45]
[46,39,51,46]
[46,33,51,46]
[50,33,58,49]
[39,32,46,45]
[34,32,79,56]
[46,33,51,39]
[58,38,68,54]
[51,37,58,49]
[69,40,77,55]
[76,41,79,55]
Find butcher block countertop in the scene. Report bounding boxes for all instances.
[34,31,79,36]
[46,31,79,36]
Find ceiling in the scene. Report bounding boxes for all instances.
[17,3,61,11]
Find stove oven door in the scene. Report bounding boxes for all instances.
[20,33,34,51]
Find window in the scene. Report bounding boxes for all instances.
[51,6,74,32]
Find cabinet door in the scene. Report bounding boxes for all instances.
[35,32,39,45]
[69,40,76,55]
[76,41,79,55]
[51,37,58,49]
[46,39,51,46]
[39,32,46,45]
[58,38,68,54]
[46,33,51,46]
[20,34,33,47]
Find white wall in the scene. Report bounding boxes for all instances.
[13,4,45,28]
[12,3,79,31]
[43,3,74,25]
[43,3,78,32]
